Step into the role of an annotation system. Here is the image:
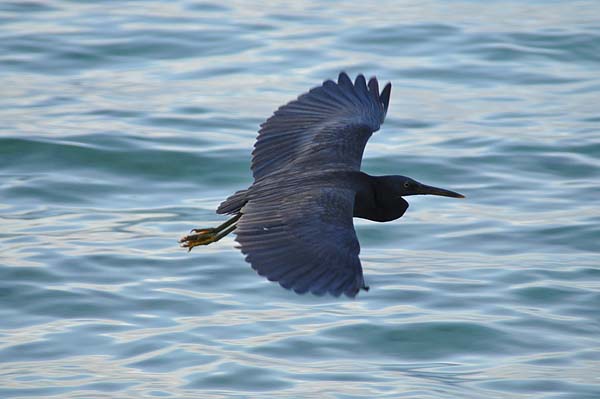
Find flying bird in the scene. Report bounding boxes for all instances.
[180,72,464,297]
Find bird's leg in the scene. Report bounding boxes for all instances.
[179,213,241,251]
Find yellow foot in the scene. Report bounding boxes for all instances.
[180,214,240,252]
[179,228,217,251]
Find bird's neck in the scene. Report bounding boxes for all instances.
[353,174,408,222]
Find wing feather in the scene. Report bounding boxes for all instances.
[251,72,391,180]
[235,186,366,297]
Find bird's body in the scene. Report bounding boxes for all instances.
[220,170,408,223]
[180,72,463,297]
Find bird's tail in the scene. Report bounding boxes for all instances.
[217,189,248,215]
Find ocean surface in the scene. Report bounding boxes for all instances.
[1,1,599,398]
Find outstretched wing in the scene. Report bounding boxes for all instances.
[251,72,391,180]
[234,186,367,297]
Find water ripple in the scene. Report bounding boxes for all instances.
[1,0,599,398]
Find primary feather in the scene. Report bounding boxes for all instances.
[251,72,391,180]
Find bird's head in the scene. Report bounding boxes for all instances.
[384,176,465,199]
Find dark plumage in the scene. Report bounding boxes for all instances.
[180,72,464,297]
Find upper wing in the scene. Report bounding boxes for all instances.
[234,186,367,297]
[251,72,391,180]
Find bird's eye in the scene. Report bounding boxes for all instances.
[403,182,410,188]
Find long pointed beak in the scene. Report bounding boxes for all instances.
[418,183,465,198]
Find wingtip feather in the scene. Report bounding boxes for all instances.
[354,74,367,92]
[380,82,392,115]
[368,77,380,97]
[338,71,351,85]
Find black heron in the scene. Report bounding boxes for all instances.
[179,72,464,297]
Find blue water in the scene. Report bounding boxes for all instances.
[1,1,600,398]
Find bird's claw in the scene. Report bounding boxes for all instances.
[179,228,217,251]
[190,228,212,234]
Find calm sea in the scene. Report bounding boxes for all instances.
[1,1,599,398]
